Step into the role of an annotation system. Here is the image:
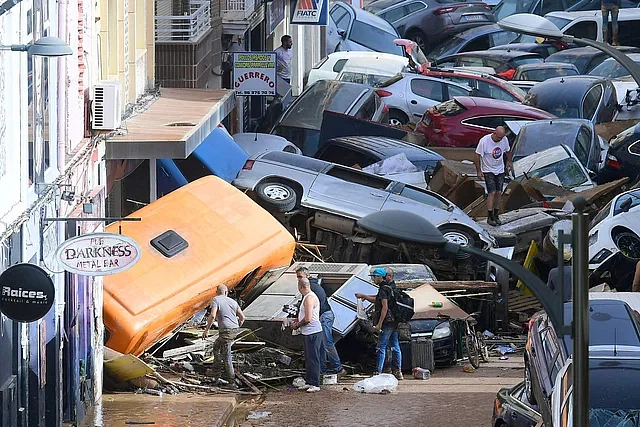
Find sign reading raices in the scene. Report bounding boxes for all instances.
[56,232,142,276]
[0,263,55,323]
[290,0,327,25]
[233,52,277,96]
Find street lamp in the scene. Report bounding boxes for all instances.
[498,13,640,86]
[0,36,73,56]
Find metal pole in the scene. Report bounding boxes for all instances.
[571,195,590,427]
[568,36,640,88]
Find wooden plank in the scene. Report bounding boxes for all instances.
[426,281,498,292]
[235,370,262,394]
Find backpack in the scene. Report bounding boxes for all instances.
[383,285,415,323]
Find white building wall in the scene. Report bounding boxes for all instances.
[0,7,26,230]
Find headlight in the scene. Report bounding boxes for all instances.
[432,322,452,340]
[589,248,613,264]
[589,231,598,246]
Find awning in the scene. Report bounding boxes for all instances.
[105,88,236,160]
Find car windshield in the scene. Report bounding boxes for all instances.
[493,0,536,21]
[430,35,467,60]
[494,78,527,99]
[279,81,367,130]
[512,56,544,68]
[590,366,640,425]
[515,156,589,189]
[546,16,571,31]
[339,71,392,87]
[590,201,612,229]
[520,66,579,81]
[589,56,640,79]
[349,21,403,55]
[523,90,581,119]
[365,0,394,13]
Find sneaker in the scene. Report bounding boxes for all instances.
[487,216,497,227]
[335,369,347,376]
[372,371,381,376]
[494,215,502,226]
[392,370,404,380]
[306,386,321,393]
[297,384,311,391]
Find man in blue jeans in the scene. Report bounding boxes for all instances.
[602,0,621,45]
[356,268,403,380]
[296,267,346,375]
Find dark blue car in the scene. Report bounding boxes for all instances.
[429,24,519,60]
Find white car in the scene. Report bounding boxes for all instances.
[306,51,407,88]
[232,133,302,156]
[336,57,407,87]
[588,187,640,270]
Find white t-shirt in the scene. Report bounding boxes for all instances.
[275,46,292,80]
[475,134,510,174]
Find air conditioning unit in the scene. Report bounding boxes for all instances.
[92,81,122,130]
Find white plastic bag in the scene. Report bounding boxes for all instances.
[351,374,398,394]
[356,298,367,320]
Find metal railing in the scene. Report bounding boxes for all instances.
[221,0,255,21]
[155,0,211,43]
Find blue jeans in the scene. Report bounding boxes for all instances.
[376,325,402,373]
[320,311,343,373]
[602,3,620,36]
[303,332,323,387]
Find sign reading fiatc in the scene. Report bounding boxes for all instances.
[233,52,277,96]
[56,232,142,276]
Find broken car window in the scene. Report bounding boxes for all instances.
[434,99,467,116]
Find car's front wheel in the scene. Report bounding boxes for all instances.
[613,229,640,260]
[255,181,297,213]
[525,361,537,405]
[438,226,476,258]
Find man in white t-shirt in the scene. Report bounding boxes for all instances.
[474,126,513,226]
[275,35,293,84]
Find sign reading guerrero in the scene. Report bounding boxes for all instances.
[56,233,141,276]
[233,52,277,96]
[290,0,327,25]
[0,263,55,323]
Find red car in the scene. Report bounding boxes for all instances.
[415,96,555,148]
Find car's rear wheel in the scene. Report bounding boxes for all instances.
[408,30,430,54]
[438,226,476,259]
[613,230,640,260]
[388,110,409,126]
[525,362,537,405]
[255,181,297,213]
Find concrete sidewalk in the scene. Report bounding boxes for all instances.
[79,393,237,427]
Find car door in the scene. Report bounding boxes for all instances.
[381,183,453,227]
[306,165,392,217]
[407,77,445,120]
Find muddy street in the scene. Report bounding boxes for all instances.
[80,358,523,427]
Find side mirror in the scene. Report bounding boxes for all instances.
[338,29,346,39]
[587,169,597,179]
[620,197,633,213]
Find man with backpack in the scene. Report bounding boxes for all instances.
[356,268,404,380]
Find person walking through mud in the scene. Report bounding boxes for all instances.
[202,284,245,389]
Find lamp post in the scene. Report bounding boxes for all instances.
[358,202,589,427]
[0,36,73,56]
[497,13,640,86]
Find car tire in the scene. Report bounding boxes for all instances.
[438,226,476,259]
[255,181,297,213]
[525,362,537,405]
[388,110,409,126]
[613,229,640,260]
[407,30,430,54]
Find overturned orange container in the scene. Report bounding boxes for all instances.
[103,176,295,355]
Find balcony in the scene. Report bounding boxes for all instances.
[155,0,211,43]
[221,0,260,34]
[155,0,215,88]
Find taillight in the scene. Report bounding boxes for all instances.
[433,6,460,14]
[242,160,255,170]
[375,89,392,97]
[382,104,389,114]
[606,154,621,169]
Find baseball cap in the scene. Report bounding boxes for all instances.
[370,267,387,277]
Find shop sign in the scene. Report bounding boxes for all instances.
[232,53,277,96]
[290,0,327,25]
[56,233,141,276]
[0,263,55,323]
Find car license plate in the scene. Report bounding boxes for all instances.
[462,14,485,21]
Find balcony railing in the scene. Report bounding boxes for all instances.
[155,0,211,43]
[221,0,256,22]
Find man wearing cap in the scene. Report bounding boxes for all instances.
[355,267,403,379]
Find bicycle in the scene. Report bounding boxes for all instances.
[462,312,489,369]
